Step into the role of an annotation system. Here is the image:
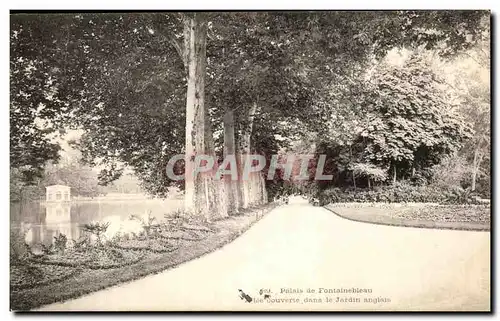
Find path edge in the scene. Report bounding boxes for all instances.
[322,204,490,232]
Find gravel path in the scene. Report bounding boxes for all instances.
[37,198,490,311]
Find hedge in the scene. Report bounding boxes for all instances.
[316,183,484,205]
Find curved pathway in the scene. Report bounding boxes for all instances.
[38,198,490,311]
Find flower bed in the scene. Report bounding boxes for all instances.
[157,225,214,241]
[316,183,488,205]
[11,264,78,291]
[112,238,178,253]
[30,249,93,267]
[11,203,277,310]
[180,223,216,233]
[393,205,490,224]
[84,247,144,269]
[325,203,490,231]
[157,230,202,241]
[30,247,144,270]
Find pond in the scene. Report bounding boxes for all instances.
[10,197,184,247]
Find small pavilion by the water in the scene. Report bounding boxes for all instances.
[45,185,71,202]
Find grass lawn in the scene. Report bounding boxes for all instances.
[10,203,276,311]
[324,203,490,231]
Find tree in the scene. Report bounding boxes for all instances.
[182,13,228,219]
[225,10,488,194]
[309,51,475,191]
[350,163,388,189]
[10,14,85,182]
[359,54,472,182]
[10,11,489,216]
[59,13,187,197]
[430,16,490,194]
[450,31,490,192]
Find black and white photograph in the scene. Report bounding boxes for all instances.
[8,8,491,312]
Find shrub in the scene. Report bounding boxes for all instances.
[72,237,90,251]
[130,212,158,237]
[82,221,111,245]
[53,233,68,254]
[431,154,471,189]
[444,187,481,205]
[350,162,388,183]
[10,229,30,264]
[316,181,474,204]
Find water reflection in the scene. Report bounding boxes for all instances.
[11,198,184,247]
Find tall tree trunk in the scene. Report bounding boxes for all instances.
[238,102,258,208]
[234,134,244,209]
[471,149,478,191]
[183,15,197,214]
[183,13,227,220]
[392,164,397,185]
[349,145,356,189]
[236,102,268,208]
[202,110,228,220]
[259,171,268,204]
[471,147,484,192]
[223,108,240,214]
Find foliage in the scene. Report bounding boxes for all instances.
[100,173,144,194]
[317,181,460,205]
[9,11,489,207]
[42,160,103,197]
[10,157,107,201]
[112,238,176,253]
[10,14,87,182]
[360,55,472,173]
[430,154,472,189]
[10,264,78,291]
[10,168,43,202]
[350,162,388,182]
[68,13,186,196]
[53,234,68,254]
[129,212,158,237]
[10,45,63,183]
[10,229,31,264]
[314,51,476,194]
[72,237,90,251]
[81,221,111,245]
[445,187,481,205]
[394,205,490,224]
[447,29,490,194]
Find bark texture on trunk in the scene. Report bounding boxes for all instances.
[235,102,268,208]
[183,14,227,220]
[223,108,240,214]
[238,103,257,208]
[472,149,478,191]
[183,15,200,214]
[471,147,484,192]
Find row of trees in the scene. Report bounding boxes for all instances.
[10,11,490,218]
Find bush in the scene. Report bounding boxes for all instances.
[10,229,30,264]
[53,233,67,254]
[130,212,158,237]
[430,155,471,189]
[444,187,482,205]
[81,221,111,245]
[316,181,476,205]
